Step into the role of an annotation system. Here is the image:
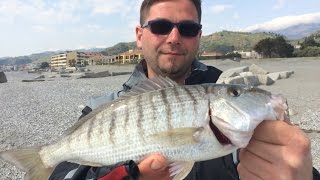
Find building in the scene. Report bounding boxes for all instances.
[86,52,110,65]
[234,50,262,59]
[51,49,144,69]
[51,51,89,69]
[101,55,118,64]
[117,49,143,64]
[200,51,223,59]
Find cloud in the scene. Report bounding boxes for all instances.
[88,0,127,15]
[209,4,233,14]
[273,0,286,9]
[0,0,81,25]
[32,25,51,33]
[242,12,320,31]
[87,0,141,17]
[233,12,240,20]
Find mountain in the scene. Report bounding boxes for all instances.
[0,30,311,65]
[200,31,276,53]
[100,31,276,55]
[250,23,320,40]
[275,23,320,40]
[101,42,137,56]
[0,48,106,65]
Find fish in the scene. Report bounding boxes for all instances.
[0,76,288,180]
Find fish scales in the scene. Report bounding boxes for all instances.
[0,78,289,180]
[41,85,211,166]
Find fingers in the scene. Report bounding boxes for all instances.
[237,161,263,180]
[138,154,172,180]
[238,148,273,179]
[245,138,283,162]
[253,120,300,145]
[238,120,313,180]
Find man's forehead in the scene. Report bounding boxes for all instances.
[146,0,199,21]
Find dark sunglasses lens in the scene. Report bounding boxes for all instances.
[150,20,173,35]
[178,22,201,37]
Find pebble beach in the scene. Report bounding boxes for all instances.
[0,57,319,179]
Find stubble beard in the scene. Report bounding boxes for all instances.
[154,55,192,80]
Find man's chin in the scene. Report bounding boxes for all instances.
[159,67,184,78]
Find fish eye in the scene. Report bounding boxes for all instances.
[228,87,241,97]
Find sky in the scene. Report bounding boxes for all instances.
[0,0,320,57]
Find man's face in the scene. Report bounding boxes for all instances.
[136,0,201,82]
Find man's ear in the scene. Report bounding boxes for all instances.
[136,26,143,48]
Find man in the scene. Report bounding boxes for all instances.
[50,0,320,179]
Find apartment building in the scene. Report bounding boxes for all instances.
[117,49,143,64]
[51,51,89,69]
[51,49,144,69]
[86,52,118,65]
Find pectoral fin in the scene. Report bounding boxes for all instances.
[169,161,194,180]
[150,128,203,146]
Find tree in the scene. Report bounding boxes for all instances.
[253,36,294,58]
[301,36,320,49]
[40,62,50,69]
[294,46,320,57]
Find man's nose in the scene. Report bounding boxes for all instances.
[166,26,182,44]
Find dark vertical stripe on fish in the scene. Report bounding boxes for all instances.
[86,117,95,147]
[149,92,157,132]
[109,105,117,144]
[124,100,130,133]
[184,86,197,103]
[195,85,204,96]
[173,86,182,103]
[98,112,104,137]
[160,89,172,130]
[136,95,145,141]
[184,87,198,121]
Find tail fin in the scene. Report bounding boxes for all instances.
[0,147,54,180]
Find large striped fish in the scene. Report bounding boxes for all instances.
[0,77,288,180]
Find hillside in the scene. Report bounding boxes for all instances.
[0,31,307,65]
[101,42,137,56]
[250,23,320,40]
[309,30,320,42]
[200,31,276,53]
[100,31,277,55]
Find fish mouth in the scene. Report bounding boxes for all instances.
[209,109,232,145]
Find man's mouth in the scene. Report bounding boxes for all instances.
[209,109,232,145]
[163,52,184,56]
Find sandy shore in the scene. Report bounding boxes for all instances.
[0,57,319,179]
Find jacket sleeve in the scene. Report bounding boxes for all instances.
[49,161,140,180]
[313,167,320,180]
[48,91,141,180]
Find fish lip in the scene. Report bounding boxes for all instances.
[209,109,232,145]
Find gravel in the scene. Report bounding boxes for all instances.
[0,58,319,179]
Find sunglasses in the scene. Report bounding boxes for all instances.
[142,19,202,37]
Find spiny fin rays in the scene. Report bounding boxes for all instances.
[120,76,178,98]
[170,161,195,180]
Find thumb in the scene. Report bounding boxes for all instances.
[138,154,171,180]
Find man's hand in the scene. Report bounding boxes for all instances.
[138,154,172,180]
[237,120,313,180]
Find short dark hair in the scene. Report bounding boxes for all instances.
[140,0,202,25]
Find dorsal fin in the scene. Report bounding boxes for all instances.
[120,76,178,98]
